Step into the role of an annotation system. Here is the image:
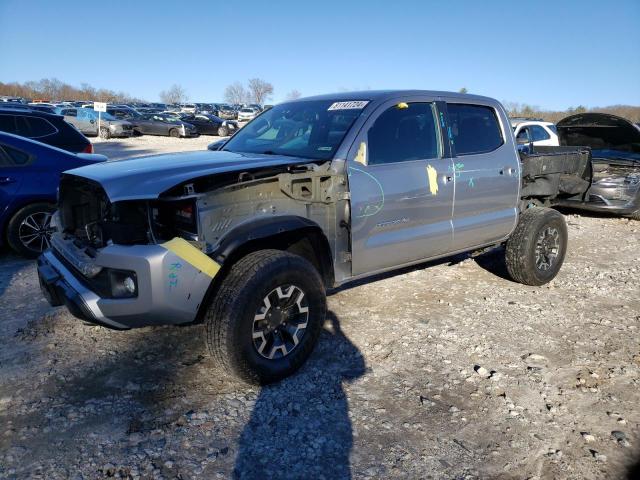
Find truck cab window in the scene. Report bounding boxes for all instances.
[367,103,440,165]
[447,103,503,155]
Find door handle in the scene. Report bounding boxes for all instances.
[499,167,515,176]
[444,175,453,182]
[0,177,16,185]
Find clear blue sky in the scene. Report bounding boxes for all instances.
[1,0,638,109]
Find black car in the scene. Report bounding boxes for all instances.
[132,113,198,138]
[179,113,239,136]
[0,108,93,153]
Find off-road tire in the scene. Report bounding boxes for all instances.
[217,126,229,137]
[628,209,640,221]
[205,249,326,384]
[169,128,180,138]
[505,208,568,286]
[6,203,56,258]
[99,127,110,139]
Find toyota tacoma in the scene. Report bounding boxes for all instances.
[38,91,589,384]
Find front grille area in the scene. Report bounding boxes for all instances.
[58,175,149,248]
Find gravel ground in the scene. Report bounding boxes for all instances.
[0,140,639,479]
[91,135,224,160]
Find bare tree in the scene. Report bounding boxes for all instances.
[285,89,302,100]
[224,82,248,105]
[159,84,188,104]
[248,78,274,105]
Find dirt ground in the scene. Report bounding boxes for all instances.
[0,138,639,479]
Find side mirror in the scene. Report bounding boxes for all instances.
[516,136,529,145]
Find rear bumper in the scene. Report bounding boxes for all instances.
[37,239,218,330]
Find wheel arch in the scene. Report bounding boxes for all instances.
[193,216,334,323]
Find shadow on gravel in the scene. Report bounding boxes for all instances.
[626,454,640,480]
[472,246,513,282]
[233,312,365,480]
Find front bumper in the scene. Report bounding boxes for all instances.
[37,239,218,329]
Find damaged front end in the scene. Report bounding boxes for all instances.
[38,174,221,329]
[37,150,347,329]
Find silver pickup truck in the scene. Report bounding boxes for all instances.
[38,91,585,384]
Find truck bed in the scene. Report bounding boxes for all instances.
[519,145,592,202]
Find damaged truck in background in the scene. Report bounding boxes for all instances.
[39,91,593,384]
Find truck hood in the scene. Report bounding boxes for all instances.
[557,113,640,153]
[64,150,313,201]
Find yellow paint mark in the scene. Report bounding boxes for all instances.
[354,141,367,165]
[396,102,409,109]
[162,237,220,278]
[426,165,438,196]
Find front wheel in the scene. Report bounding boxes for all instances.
[169,128,180,138]
[217,126,229,137]
[99,127,110,139]
[6,203,56,258]
[505,208,568,286]
[205,250,326,384]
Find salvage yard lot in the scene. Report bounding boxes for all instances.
[0,140,639,479]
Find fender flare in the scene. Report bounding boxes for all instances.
[211,215,328,264]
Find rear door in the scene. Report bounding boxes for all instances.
[348,97,454,276]
[445,101,519,251]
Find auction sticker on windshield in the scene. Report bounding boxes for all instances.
[328,101,369,111]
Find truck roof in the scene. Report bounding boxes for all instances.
[296,90,498,104]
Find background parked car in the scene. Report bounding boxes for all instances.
[61,108,134,139]
[237,107,260,122]
[511,118,559,146]
[132,113,198,137]
[180,103,197,114]
[179,113,239,136]
[0,107,93,153]
[217,104,237,120]
[0,131,106,256]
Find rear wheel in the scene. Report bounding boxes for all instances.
[169,128,180,138]
[217,126,229,137]
[6,203,56,258]
[505,208,568,286]
[628,209,640,221]
[205,250,326,384]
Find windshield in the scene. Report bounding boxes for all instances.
[223,100,364,160]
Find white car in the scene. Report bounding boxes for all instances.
[180,103,197,114]
[237,107,260,122]
[511,119,559,146]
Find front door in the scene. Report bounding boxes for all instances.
[348,99,454,276]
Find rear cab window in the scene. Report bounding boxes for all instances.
[447,103,503,155]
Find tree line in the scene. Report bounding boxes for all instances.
[0,78,144,103]
[503,101,640,123]
[2,79,638,122]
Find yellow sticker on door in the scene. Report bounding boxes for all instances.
[354,141,367,165]
[426,165,438,195]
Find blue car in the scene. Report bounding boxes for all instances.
[0,132,107,257]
